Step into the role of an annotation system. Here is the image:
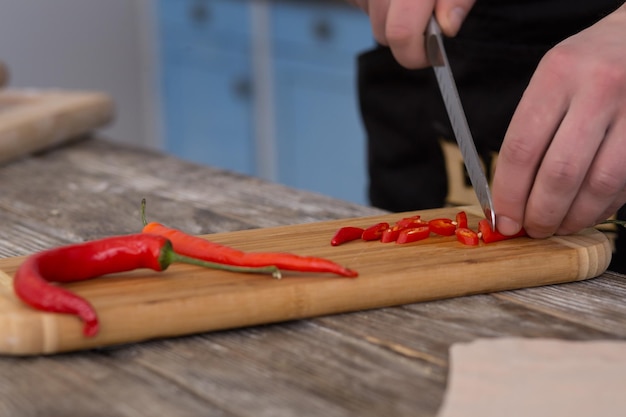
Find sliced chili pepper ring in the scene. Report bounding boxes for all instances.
[361,222,389,241]
[455,211,468,229]
[455,227,479,246]
[395,215,426,228]
[428,218,456,236]
[478,219,527,243]
[381,226,403,243]
[396,226,431,244]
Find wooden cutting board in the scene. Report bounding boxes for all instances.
[0,88,113,166]
[0,206,612,356]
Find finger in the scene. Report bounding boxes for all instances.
[369,0,391,46]
[492,55,569,236]
[434,0,477,36]
[385,0,434,68]
[557,112,626,234]
[596,187,626,225]
[524,93,613,237]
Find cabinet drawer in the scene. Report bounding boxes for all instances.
[158,0,251,44]
[270,3,372,61]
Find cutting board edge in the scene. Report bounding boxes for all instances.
[0,253,609,357]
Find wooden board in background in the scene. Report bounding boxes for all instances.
[0,206,612,356]
[0,88,113,165]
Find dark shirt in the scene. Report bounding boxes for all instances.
[462,0,623,46]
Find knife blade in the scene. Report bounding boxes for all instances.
[425,16,497,230]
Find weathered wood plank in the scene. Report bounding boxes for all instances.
[0,351,232,417]
[0,138,382,254]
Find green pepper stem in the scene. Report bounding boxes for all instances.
[600,219,626,228]
[141,198,148,227]
[165,247,282,279]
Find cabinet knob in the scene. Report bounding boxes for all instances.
[190,1,211,25]
[312,19,334,42]
[232,77,252,99]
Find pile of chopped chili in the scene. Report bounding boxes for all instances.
[330,211,527,247]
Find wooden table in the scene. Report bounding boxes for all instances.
[1,137,625,417]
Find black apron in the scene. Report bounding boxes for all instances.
[358,0,623,212]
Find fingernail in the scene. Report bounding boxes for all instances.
[448,7,467,34]
[497,216,521,236]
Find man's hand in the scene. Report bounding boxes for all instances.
[346,0,476,68]
[492,5,626,238]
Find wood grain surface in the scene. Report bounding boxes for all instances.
[0,89,113,166]
[0,138,624,417]
[0,207,612,356]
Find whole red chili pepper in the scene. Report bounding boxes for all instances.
[13,234,281,337]
[142,200,358,277]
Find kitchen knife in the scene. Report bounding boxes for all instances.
[425,16,497,230]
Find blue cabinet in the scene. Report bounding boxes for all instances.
[270,2,372,204]
[157,0,374,203]
[158,0,255,174]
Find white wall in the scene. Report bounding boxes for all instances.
[0,0,160,147]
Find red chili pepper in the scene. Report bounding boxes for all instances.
[381,225,403,243]
[455,227,479,246]
[396,226,431,244]
[428,218,456,236]
[361,222,389,241]
[13,234,281,337]
[455,211,468,229]
[330,226,364,246]
[144,222,358,277]
[395,215,426,229]
[478,219,527,243]
[141,200,357,277]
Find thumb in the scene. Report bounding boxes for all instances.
[435,0,476,37]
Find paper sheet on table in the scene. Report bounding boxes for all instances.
[437,338,626,417]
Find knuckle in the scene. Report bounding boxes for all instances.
[499,136,540,167]
[385,24,413,46]
[543,159,580,188]
[539,44,576,78]
[590,60,626,90]
[587,168,624,197]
